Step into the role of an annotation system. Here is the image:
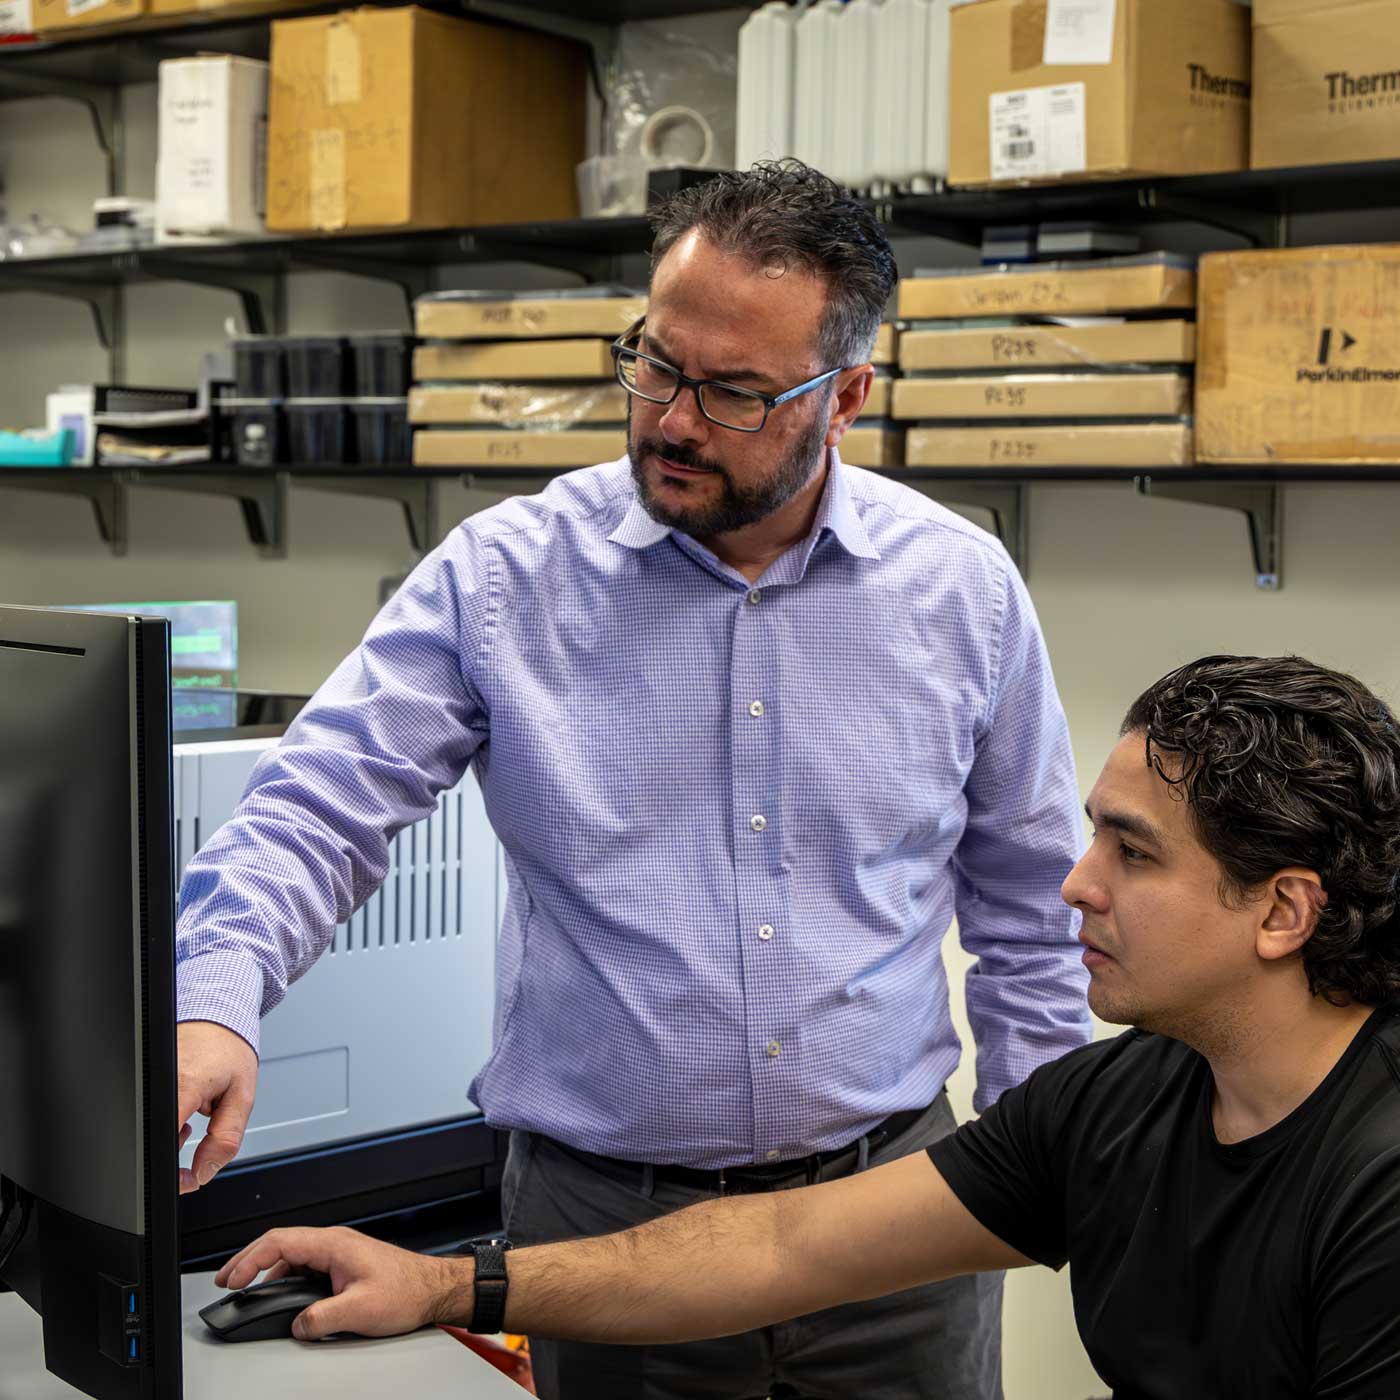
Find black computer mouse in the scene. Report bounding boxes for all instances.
[198,1271,337,1343]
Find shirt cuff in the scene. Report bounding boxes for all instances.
[176,951,265,1057]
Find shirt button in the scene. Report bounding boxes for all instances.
[749,700,765,718]
[750,814,767,832]
[757,924,774,941]
[766,1039,781,1058]
[746,588,761,605]
[765,1148,781,1161]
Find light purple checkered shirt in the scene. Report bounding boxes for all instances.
[177,452,1090,1168]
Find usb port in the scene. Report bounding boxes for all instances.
[127,1289,138,1316]
[128,1336,139,1362]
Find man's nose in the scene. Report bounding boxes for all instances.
[1061,847,1108,913]
[658,383,711,447]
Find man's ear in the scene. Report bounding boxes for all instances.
[1257,869,1328,962]
[825,366,874,448]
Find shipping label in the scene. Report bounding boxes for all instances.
[990,83,1087,182]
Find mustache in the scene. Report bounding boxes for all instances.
[636,436,726,476]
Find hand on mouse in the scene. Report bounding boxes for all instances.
[177,1021,259,1195]
[213,1226,465,1342]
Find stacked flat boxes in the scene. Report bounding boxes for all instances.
[893,256,1197,469]
[410,291,644,468]
[842,321,903,470]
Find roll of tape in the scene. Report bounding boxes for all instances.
[639,106,716,168]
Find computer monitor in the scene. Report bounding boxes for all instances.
[0,605,181,1400]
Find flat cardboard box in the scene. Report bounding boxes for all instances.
[906,423,1194,467]
[900,261,1196,319]
[416,295,646,342]
[900,320,1197,371]
[266,6,585,233]
[1253,0,1359,20]
[413,428,627,468]
[872,324,899,366]
[893,372,1191,420]
[1197,244,1400,463]
[1251,1,1400,169]
[862,376,893,419]
[839,426,904,469]
[409,383,627,426]
[948,0,1250,187]
[33,0,142,33]
[156,56,267,242]
[414,340,616,382]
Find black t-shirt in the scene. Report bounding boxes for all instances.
[928,1004,1400,1399]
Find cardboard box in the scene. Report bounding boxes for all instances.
[1253,0,1359,20]
[893,372,1191,420]
[148,0,308,16]
[0,0,35,34]
[414,340,616,382]
[900,259,1196,319]
[872,323,899,366]
[409,383,627,426]
[948,0,1250,187]
[266,7,585,233]
[157,56,267,243]
[32,0,142,33]
[1197,244,1400,463]
[413,428,627,468]
[1251,0,1400,169]
[906,423,1194,467]
[416,294,646,342]
[900,320,1197,371]
[862,376,893,419]
[839,427,905,469]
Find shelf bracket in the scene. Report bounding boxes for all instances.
[0,75,119,192]
[137,255,285,335]
[0,275,119,348]
[1136,476,1283,589]
[294,474,440,555]
[0,470,128,555]
[901,479,1028,577]
[126,469,288,558]
[1137,187,1283,249]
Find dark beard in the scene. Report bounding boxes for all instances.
[628,400,830,538]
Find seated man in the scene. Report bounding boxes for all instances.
[213,654,1400,1400]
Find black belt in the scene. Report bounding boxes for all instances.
[552,1103,930,1197]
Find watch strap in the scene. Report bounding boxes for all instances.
[467,1239,511,1334]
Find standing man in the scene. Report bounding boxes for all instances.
[176,160,1089,1400]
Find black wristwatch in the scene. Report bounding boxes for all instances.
[464,1237,513,1334]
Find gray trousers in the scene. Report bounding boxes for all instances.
[501,1094,1004,1400]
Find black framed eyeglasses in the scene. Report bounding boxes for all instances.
[610,317,848,433]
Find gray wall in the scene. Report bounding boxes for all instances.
[4,59,1400,1400]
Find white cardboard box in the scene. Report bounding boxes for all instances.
[0,0,34,35]
[156,55,268,243]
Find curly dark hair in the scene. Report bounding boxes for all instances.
[1123,655,1400,1006]
[648,159,898,369]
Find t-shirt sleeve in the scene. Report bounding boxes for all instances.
[1312,1144,1400,1398]
[926,1047,1093,1271]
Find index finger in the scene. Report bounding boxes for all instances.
[214,1229,338,1292]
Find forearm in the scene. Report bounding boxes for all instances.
[437,1192,797,1344]
[435,1155,1005,1345]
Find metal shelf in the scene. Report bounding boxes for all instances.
[3,463,1394,587]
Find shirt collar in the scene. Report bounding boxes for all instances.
[608,450,881,562]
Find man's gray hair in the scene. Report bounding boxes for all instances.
[648,159,899,369]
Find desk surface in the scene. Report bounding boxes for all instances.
[0,1271,526,1399]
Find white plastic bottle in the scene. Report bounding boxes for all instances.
[736,2,798,170]
[871,0,933,187]
[793,0,845,176]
